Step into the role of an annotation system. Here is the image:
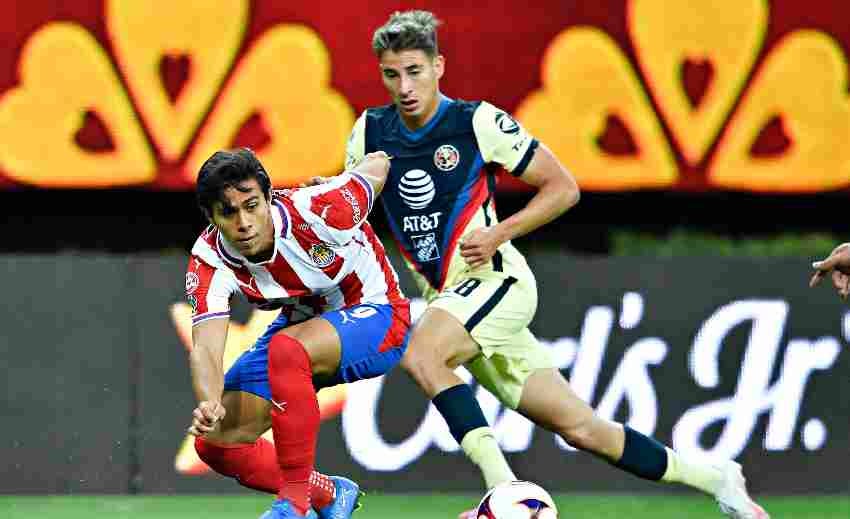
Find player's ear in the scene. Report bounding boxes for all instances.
[201,204,215,225]
[433,54,445,80]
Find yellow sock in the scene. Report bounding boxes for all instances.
[661,447,724,496]
[460,427,516,489]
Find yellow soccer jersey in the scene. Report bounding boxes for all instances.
[346,96,538,299]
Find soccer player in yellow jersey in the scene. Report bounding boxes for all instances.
[317,10,768,519]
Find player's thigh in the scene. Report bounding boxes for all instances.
[404,306,480,368]
[430,272,537,360]
[206,390,272,444]
[465,326,553,409]
[281,316,342,378]
[317,301,410,387]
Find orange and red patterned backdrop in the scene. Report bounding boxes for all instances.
[2,0,850,193]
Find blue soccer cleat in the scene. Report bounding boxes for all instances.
[259,499,318,519]
[316,476,364,519]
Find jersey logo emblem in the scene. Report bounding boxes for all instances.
[399,169,436,210]
[434,144,460,171]
[185,272,200,295]
[309,243,336,267]
[412,233,440,262]
[495,112,520,134]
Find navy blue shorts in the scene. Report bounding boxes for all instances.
[223,302,410,400]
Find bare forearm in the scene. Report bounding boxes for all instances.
[189,346,224,403]
[353,152,391,195]
[494,183,578,243]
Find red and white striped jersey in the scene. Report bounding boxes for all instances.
[185,171,406,326]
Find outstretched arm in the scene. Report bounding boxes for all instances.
[351,151,392,196]
[187,317,229,436]
[300,151,391,195]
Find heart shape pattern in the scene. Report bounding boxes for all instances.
[107,0,249,160]
[0,23,154,187]
[516,27,676,190]
[711,31,850,191]
[186,25,355,186]
[629,0,767,165]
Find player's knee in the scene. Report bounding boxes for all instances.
[195,436,232,467]
[400,346,428,379]
[269,332,315,374]
[400,343,444,385]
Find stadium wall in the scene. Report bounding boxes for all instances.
[1,253,847,495]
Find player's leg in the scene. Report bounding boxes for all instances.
[515,367,769,519]
[265,300,412,518]
[193,390,338,508]
[311,301,412,519]
[262,318,338,518]
[192,314,336,517]
[400,302,517,489]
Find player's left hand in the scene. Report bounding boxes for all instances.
[459,227,505,269]
[187,400,226,437]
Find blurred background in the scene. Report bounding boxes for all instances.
[1,1,848,518]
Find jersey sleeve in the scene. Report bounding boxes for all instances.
[290,171,375,246]
[344,110,367,170]
[472,101,539,177]
[186,256,238,326]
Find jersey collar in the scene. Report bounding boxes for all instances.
[397,94,452,142]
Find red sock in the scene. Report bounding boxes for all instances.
[195,436,280,493]
[195,437,336,507]
[268,334,320,515]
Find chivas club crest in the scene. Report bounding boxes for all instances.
[309,243,336,267]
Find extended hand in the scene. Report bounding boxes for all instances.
[299,176,331,187]
[810,242,850,299]
[459,228,504,269]
[187,400,226,437]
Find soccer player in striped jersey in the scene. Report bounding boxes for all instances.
[185,148,407,519]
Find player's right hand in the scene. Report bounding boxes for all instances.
[187,400,226,437]
[810,242,850,299]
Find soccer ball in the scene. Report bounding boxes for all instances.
[475,480,559,519]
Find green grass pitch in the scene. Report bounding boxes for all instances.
[2,494,848,518]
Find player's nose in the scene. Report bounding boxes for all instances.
[399,75,414,96]
[234,211,252,232]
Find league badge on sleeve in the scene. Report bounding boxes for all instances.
[185,272,200,295]
[434,144,460,171]
[495,111,520,134]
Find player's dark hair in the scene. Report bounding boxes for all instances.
[196,148,271,217]
[372,10,441,57]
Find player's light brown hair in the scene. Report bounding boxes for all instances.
[372,10,441,57]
